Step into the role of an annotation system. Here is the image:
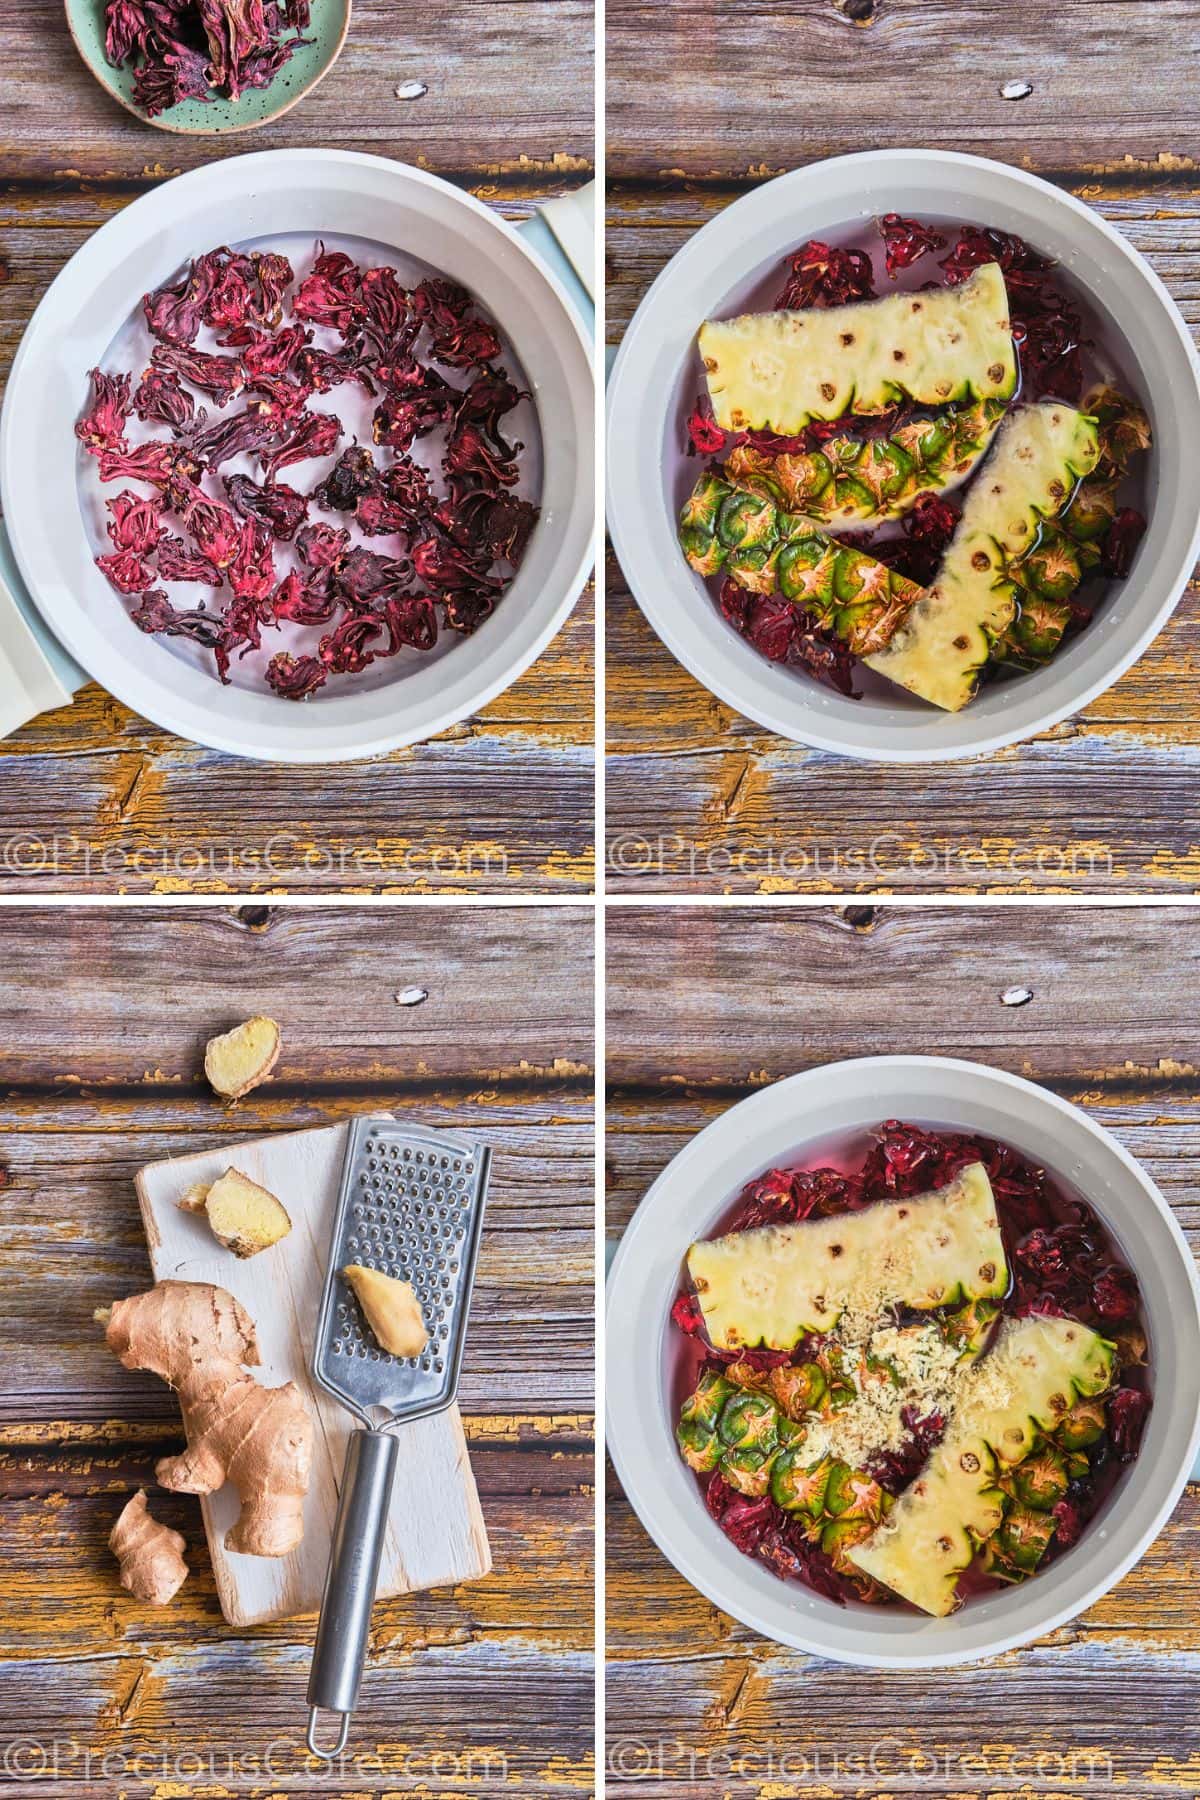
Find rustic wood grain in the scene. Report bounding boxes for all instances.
[0,1,595,895]
[604,903,1200,1796]
[605,17,1200,895]
[607,0,1200,179]
[0,905,594,1796]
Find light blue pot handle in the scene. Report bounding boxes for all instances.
[0,182,595,735]
[518,182,595,332]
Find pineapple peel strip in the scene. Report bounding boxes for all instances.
[700,262,1017,434]
[847,1314,1116,1615]
[686,1162,1007,1352]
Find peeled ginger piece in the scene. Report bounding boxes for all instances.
[204,1015,281,1100]
[179,1167,292,1258]
[343,1263,429,1358]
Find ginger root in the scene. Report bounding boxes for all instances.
[102,1281,312,1557]
[204,1015,281,1100]
[109,1490,188,1605]
[343,1263,429,1358]
[178,1168,292,1258]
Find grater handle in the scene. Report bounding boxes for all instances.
[306,1427,399,1759]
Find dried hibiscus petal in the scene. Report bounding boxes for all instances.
[1108,1388,1150,1459]
[236,323,311,378]
[129,590,223,647]
[76,369,133,454]
[143,262,218,347]
[295,342,376,396]
[223,472,308,541]
[133,40,212,116]
[106,490,163,556]
[318,613,385,675]
[156,533,223,585]
[262,408,343,477]
[293,247,362,332]
[96,441,178,487]
[295,520,350,571]
[1102,508,1146,578]
[265,651,327,700]
[186,405,282,470]
[314,446,383,512]
[227,518,277,603]
[443,423,521,489]
[776,239,874,310]
[176,488,243,569]
[877,213,947,277]
[268,568,340,626]
[670,1292,706,1338]
[336,546,409,607]
[686,398,728,458]
[151,341,244,405]
[96,549,154,595]
[381,593,438,654]
[134,366,196,431]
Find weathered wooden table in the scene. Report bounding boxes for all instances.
[606,902,1200,1796]
[0,904,594,1797]
[0,1,594,895]
[606,0,1200,894]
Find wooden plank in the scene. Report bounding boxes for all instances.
[134,1120,491,1627]
[604,902,1200,1793]
[607,0,1200,179]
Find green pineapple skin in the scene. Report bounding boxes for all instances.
[723,398,1006,529]
[700,263,1017,434]
[1011,1442,1070,1512]
[677,472,926,654]
[1057,1394,1107,1451]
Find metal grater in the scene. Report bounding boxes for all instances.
[306,1116,490,1758]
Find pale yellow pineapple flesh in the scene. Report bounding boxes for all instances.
[866,401,1101,711]
[700,263,1016,434]
[342,1263,429,1359]
[686,1161,1006,1351]
[203,1015,281,1100]
[848,1314,1115,1615]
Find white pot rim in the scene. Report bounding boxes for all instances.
[2,148,595,763]
[606,1054,1200,1665]
[606,149,1200,763]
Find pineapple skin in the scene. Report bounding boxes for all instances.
[700,263,1017,434]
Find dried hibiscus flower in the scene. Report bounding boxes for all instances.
[103,0,312,115]
[224,473,309,541]
[106,490,163,556]
[776,239,874,310]
[265,651,327,699]
[81,238,537,699]
[77,369,133,454]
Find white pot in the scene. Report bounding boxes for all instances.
[2,150,594,763]
[606,150,1200,762]
[605,1055,1200,1666]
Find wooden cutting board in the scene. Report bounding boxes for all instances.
[133,1117,492,1627]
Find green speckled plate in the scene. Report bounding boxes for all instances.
[65,0,352,134]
